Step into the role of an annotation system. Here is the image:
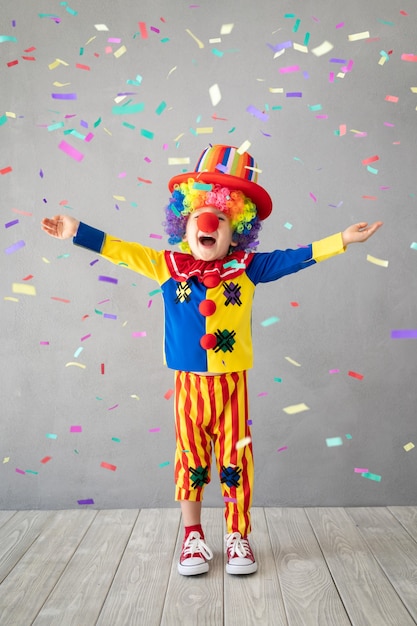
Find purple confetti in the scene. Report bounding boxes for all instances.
[99,275,118,284]
[103,313,117,320]
[52,93,78,100]
[77,498,94,505]
[5,240,25,254]
[5,219,19,228]
[286,92,302,98]
[391,329,417,339]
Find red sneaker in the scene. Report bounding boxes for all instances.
[177,531,213,576]
[225,532,257,575]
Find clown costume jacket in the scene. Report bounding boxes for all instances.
[73,222,345,373]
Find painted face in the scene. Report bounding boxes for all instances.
[184,206,237,261]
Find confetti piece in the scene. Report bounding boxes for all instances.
[326,437,343,447]
[280,65,300,73]
[0,166,12,175]
[114,45,127,58]
[284,222,293,230]
[224,496,238,503]
[261,316,279,327]
[164,389,174,400]
[361,472,381,482]
[5,240,25,254]
[246,105,269,121]
[236,436,251,450]
[51,93,77,100]
[12,283,36,296]
[138,21,148,39]
[112,103,145,115]
[209,83,221,106]
[132,331,146,338]
[283,403,309,415]
[186,28,204,48]
[159,461,170,468]
[348,370,364,380]
[70,426,82,433]
[41,456,52,464]
[309,192,317,202]
[220,23,234,35]
[65,362,86,369]
[3,457,10,464]
[16,468,25,475]
[78,498,94,505]
[155,101,167,115]
[277,446,288,452]
[366,254,389,267]
[354,467,369,473]
[101,461,117,471]
[149,428,161,433]
[285,356,301,367]
[168,157,190,166]
[311,40,334,56]
[401,54,417,62]
[348,31,370,42]
[99,275,118,284]
[391,329,417,339]
[362,155,379,166]
[51,297,70,303]
[329,369,340,374]
[385,95,399,103]
[46,433,57,439]
[40,341,49,346]
[58,140,84,162]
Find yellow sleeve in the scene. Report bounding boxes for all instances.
[101,235,171,284]
[312,232,346,263]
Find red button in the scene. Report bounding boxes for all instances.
[199,299,216,317]
[203,274,221,288]
[200,333,217,350]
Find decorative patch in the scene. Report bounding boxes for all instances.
[214,328,236,353]
[189,465,210,488]
[175,281,192,304]
[220,465,242,488]
[223,281,242,306]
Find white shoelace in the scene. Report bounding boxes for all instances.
[183,531,213,560]
[226,532,252,558]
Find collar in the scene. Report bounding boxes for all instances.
[164,250,254,284]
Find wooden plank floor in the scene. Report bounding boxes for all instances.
[0,507,416,625]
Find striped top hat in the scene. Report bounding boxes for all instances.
[168,145,273,220]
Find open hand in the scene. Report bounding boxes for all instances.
[342,221,383,246]
[41,215,80,239]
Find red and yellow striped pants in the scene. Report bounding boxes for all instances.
[174,370,254,536]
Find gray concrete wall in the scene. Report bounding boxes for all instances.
[1,0,416,509]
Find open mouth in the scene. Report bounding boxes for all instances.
[199,236,216,247]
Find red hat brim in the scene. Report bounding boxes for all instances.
[168,171,273,221]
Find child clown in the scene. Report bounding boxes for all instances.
[42,144,382,576]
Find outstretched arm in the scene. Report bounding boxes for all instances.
[41,215,80,239]
[342,221,383,246]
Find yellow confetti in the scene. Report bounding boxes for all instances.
[113,195,126,201]
[209,83,221,106]
[95,24,109,31]
[366,254,389,267]
[42,257,51,263]
[235,436,251,450]
[285,356,301,367]
[196,127,214,134]
[167,66,177,78]
[220,23,234,35]
[174,132,185,142]
[237,140,251,155]
[65,362,86,369]
[269,87,284,93]
[404,442,415,452]
[4,297,19,302]
[130,394,140,400]
[186,28,204,48]
[53,81,71,87]
[209,38,222,44]
[311,40,334,57]
[168,157,190,165]
[6,111,16,118]
[293,43,308,53]
[283,403,310,415]
[348,31,370,42]
[85,36,96,46]
[12,283,36,296]
[114,45,127,58]
[410,87,417,93]
[3,457,10,464]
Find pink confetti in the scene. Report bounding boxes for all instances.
[132,331,146,337]
[58,140,85,162]
[277,446,288,453]
[310,192,317,202]
[279,65,300,73]
[70,426,82,433]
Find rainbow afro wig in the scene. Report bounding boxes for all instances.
[164,178,262,253]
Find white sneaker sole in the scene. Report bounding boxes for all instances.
[177,560,209,576]
[226,561,258,575]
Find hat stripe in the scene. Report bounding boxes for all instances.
[195,145,258,184]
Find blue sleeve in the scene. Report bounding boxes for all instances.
[73,222,105,253]
[246,245,315,284]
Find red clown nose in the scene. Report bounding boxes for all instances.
[197,212,220,233]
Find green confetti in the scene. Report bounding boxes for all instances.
[326,437,343,447]
[361,472,382,482]
[261,316,280,327]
